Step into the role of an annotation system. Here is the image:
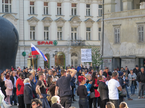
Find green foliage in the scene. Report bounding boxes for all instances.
[87,46,102,70]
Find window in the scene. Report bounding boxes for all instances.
[30,26,35,40]
[86,4,90,16]
[86,27,91,40]
[30,2,35,14]
[98,28,101,40]
[138,25,144,42]
[44,27,49,40]
[2,0,11,13]
[57,27,62,40]
[114,27,120,43]
[71,27,77,40]
[98,5,102,17]
[44,2,48,14]
[71,3,77,15]
[57,3,61,15]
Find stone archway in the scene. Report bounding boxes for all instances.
[71,52,78,67]
[55,52,65,68]
[44,53,50,68]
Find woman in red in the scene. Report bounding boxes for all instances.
[91,72,100,108]
[16,73,25,108]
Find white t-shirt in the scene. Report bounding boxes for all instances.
[108,79,120,100]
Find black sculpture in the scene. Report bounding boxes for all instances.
[0,16,19,73]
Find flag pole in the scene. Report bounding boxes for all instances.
[32,54,34,70]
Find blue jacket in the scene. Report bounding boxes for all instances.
[77,66,81,72]
[70,77,76,87]
[84,83,92,96]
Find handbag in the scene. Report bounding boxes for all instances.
[119,89,127,97]
[90,92,95,98]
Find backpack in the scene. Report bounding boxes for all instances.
[46,90,52,102]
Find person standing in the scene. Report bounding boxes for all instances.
[16,73,25,108]
[36,72,50,108]
[77,76,88,108]
[128,70,137,96]
[137,67,145,99]
[27,73,37,98]
[24,78,33,108]
[5,75,13,105]
[108,72,122,108]
[55,69,77,108]
[97,76,109,108]
[10,71,18,105]
[103,68,112,78]
[133,65,140,76]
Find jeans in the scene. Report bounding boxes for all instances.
[138,82,145,97]
[60,96,72,108]
[10,87,17,105]
[125,85,130,99]
[130,84,135,95]
[79,98,88,108]
[93,97,98,108]
[109,100,119,108]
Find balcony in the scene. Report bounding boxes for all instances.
[71,40,85,46]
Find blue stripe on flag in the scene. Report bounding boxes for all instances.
[31,47,36,51]
[40,51,47,61]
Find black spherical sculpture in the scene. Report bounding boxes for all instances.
[0,16,19,73]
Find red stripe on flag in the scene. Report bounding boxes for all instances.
[32,51,39,55]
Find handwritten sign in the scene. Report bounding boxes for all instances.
[81,49,92,62]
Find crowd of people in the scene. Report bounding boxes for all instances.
[0,64,145,108]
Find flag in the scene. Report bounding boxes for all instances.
[31,43,48,61]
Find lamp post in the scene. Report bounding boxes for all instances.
[101,0,104,69]
[53,51,58,57]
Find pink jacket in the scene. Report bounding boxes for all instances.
[5,79,13,96]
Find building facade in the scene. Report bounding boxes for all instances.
[103,0,145,70]
[0,0,102,69]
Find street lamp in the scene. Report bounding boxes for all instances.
[53,51,58,57]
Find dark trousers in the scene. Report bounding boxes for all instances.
[110,100,119,108]
[100,99,109,108]
[60,96,72,108]
[71,86,75,100]
[93,97,98,108]
[138,82,145,97]
[10,87,17,105]
[18,95,25,108]
[87,96,93,108]
[79,98,88,108]
[26,104,31,108]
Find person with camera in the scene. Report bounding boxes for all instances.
[128,69,137,96]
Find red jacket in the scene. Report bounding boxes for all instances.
[94,78,100,97]
[16,78,24,96]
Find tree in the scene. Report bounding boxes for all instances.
[86,46,102,70]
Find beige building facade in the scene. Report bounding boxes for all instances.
[103,0,145,70]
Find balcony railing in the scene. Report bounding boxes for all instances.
[71,40,85,46]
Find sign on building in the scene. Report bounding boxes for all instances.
[81,49,92,62]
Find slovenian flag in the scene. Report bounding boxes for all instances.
[31,43,48,61]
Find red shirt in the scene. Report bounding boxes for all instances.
[16,78,24,96]
[94,78,100,97]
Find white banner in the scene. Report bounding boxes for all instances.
[81,49,92,62]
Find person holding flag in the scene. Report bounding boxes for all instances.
[31,44,50,108]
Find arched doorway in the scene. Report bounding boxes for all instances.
[27,52,38,69]
[71,53,78,67]
[55,52,65,68]
[44,54,50,68]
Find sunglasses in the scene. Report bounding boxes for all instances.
[32,103,36,106]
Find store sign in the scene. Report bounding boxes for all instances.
[81,49,92,62]
[37,40,58,46]
[28,55,37,58]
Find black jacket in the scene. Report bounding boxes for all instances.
[133,68,140,76]
[10,75,18,86]
[118,77,125,88]
[51,103,62,108]
[137,72,145,83]
[97,80,108,100]
[24,84,33,104]
[31,80,37,98]
[103,72,112,78]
